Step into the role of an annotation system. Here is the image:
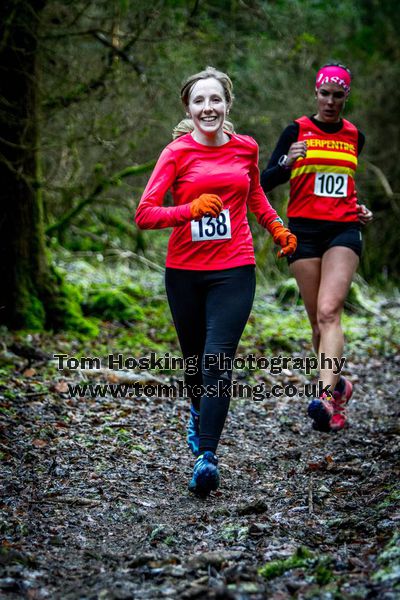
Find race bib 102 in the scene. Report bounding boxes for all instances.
[191,208,232,242]
[314,173,348,197]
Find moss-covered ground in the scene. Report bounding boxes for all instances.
[0,256,399,599]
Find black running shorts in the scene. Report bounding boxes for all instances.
[287,218,362,264]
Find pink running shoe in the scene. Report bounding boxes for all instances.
[330,377,353,431]
[308,377,353,432]
[308,393,334,432]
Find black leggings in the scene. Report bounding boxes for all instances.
[165,265,256,454]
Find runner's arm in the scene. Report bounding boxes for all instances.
[247,142,280,228]
[135,148,191,229]
[260,123,299,192]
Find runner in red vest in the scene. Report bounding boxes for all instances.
[136,66,296,495]
[261,63,373,433]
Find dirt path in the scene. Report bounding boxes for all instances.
[1,348,399,599]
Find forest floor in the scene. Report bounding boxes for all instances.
[1,269,399,600]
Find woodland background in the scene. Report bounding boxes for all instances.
[0,2,399,600]
[0,0,399,331]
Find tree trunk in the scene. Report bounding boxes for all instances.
[0,0,61,329]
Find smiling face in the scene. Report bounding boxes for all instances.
[315,83,347,123]
[187,77,230,144]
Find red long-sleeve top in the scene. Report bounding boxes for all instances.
[135,133,279,270]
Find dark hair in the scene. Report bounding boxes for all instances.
[320,62,352,78]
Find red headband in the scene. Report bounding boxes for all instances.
[316,66,351,93]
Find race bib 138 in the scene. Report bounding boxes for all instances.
[191,208,232,242]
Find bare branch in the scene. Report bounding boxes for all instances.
[42,64,111,110]
[92,31,144,75]
[363,159,400,216]
[46,161,156,236]
[364,160,394,197]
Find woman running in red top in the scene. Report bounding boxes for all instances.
[136,66,297,495]
[261,63,373,433]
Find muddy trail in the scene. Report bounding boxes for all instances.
[1,339,399,599]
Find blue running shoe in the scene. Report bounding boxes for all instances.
[188,451,220,496]
[307,393,334,433]
[187,406,200,456]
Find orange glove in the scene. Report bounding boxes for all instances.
[267,219,297,258]
[190,194,223,220]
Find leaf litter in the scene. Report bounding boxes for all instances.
[0,306,399,599]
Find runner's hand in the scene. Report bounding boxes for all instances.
[357,204,373,225]
[267,220,298,258]
[287,141,307,167]
[190,194,223,220]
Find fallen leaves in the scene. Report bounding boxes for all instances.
[237,498,269,516]
[50,380,70,394]
[31,439,48,448]
[0,330,399,599]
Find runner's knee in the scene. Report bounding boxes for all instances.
[317,303,341,327]
[202,351,233,383]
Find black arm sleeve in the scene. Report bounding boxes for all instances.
[260,123,299,192]
[358,131,365,155]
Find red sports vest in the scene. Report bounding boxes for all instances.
[288,116,359,221]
